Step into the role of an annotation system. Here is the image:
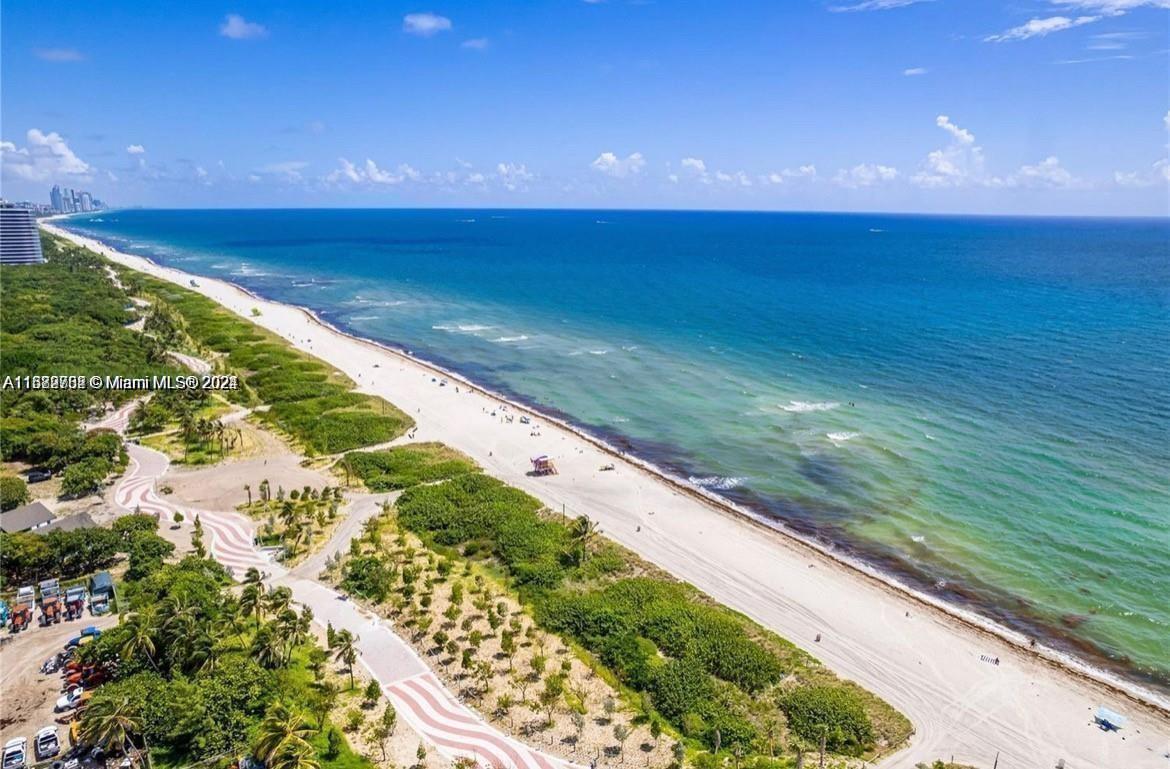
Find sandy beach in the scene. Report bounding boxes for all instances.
[44,222,1170,769]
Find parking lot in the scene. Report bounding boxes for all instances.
[0,613,118,763]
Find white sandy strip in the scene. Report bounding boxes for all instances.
[49,224,1170,768]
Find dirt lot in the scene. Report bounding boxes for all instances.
[162,442,332,513]
[0,612,119,749]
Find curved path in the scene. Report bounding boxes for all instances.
[110,441,578,769]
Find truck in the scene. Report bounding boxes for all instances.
[39,596,62,626]
[37,579,63,626]
[10,589,35,633]
[63,587,88,621]
[39,578,61,601]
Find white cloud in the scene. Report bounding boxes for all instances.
[681,157,707,174]
[496,162,534,191]
[834,163,898,188]
[591,151,646,178]
[911,115,999,188]
[126,144,146,155]
[461,37,489,50]
[34,48,84,62]
[830,0,933,11]
[936,115,975,145]
[903,67,928,76]
[784,164,818,179]
[1,128,92,182]
[1011,156,1080,187]
[220,14,268,40]
[1112,111,1170,186]
[327,158,421,185]
[404,13,453,37]
[1050,0,1170,13]
[985,0,1169,42]
[259,160,308,181]
[712,170,752,187]
[985,15,1099,42]
[465,172,486,184]
[1086,30,1144,50]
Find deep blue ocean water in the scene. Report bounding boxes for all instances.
[61,209,1170,684]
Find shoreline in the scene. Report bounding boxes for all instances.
[43,222,1170,767]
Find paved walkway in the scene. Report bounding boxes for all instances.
[110,441,576,769]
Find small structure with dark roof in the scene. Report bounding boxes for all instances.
[40,512,97,534]
[0,501,55,533]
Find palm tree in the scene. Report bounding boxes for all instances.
[333,629,359,689]
[570,515,601,564]
[186,630,219,674]
[80,695,149,767]
[121,612,160,671]
[251,623,285,669]
[265,585,293,616]
[269,740,321,769]
[240,583,264,623]
[244,566,264,587]
[276,608,305,664]
[254,702,317,768]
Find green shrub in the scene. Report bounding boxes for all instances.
[0,476,29,511]
[343,555,396,603]
[60,456,112,497]
[779,686,875,756]
[650,657,714,721]
[345,443,477,491]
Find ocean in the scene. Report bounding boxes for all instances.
[60,208,1170,687]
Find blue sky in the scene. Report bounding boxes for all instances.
[2,0,1167,215]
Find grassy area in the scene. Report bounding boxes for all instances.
[116,265,414,456]
[334,460,911,766]
[342,442,479,491]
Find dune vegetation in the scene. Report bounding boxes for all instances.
[330,454,911,767]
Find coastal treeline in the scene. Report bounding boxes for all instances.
[0,513,173,586]
[117,267,414,455]
[0,236,181,489]
[335,445,911,765]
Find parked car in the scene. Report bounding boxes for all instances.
[64,631,98,649]
[1,737,26,769]
[27,469,51,483]
[80,626,101,638]
[55,687,83,712]
[33,727,59,761]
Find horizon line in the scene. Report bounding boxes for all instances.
[50,205,1170,222]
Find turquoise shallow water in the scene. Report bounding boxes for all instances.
[62,209,1170,685]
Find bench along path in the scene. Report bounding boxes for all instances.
[111,442,575,769]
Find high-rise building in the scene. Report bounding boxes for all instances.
[79,192,93,212]
[0,203,46,265]
[50,185,64,213]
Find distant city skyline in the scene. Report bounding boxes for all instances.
[49,184,105,214]
[1,1,1167,216]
